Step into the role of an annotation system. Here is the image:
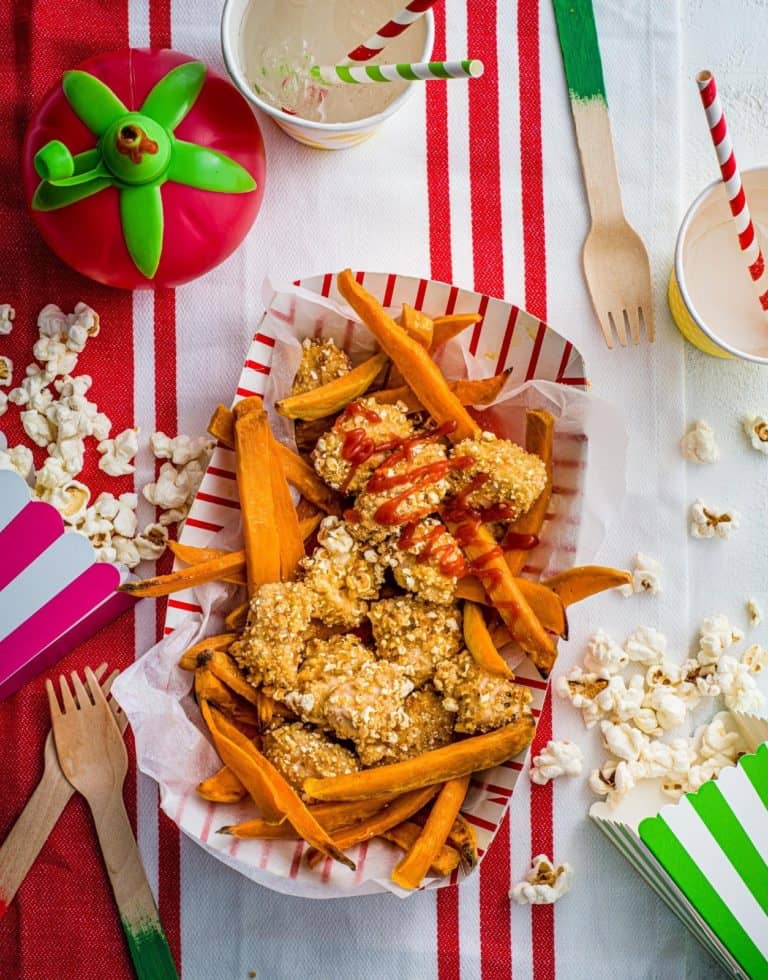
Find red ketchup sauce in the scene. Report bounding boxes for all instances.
[397,521,467,578]
[336,410,540,605]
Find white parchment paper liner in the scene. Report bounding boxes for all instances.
[113,280,627,898]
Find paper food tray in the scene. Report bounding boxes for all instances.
[591,712,768,978]
[113,270,628,898]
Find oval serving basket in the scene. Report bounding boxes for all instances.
[152,271,588,898]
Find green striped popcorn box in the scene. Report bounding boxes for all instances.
[591,713,768,979]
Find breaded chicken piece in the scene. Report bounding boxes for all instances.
[262,722,360,799]
[291,337,352,395]
[368,596,462,687]
[448,431,547,519]
[434,649,533,734]
[324,660,414,766]
[376,687,454,763]
[300,516,386,627]
[284,633,374,728]
[311,397,413,493]
[384,518,464,604]
[354,438,451,528]
[230,581,315,697]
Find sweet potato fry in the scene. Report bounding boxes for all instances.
[399,304,433,349]
[207,402,235,447]
[303,717,535,801]
[390,776,470,889]
[218,797,397,838]
[177,633,237,671]
[275,441,342,515]
[196,765,247,804]
[430,312,483,349]
[446,813,478,870]
[168,542,247,586]
[382,822,460,877]
[201,702,355,868]
[299,512,323,540]
[337,269,479,442]
[169,541,227,565]
[455,577,567,638]
[208,404,341,515]
[233,400,281,593]
[195,667,261,728]
[170,527,317,591]
[276,352,388,421]
[295,417,336,453]
[224,601,249,631]
[543,566,632,606]
[200,699,283,824]
[505,409,555,576]
[374,372,510,414]
[205,650,260,707]
[462,601,513,677]
[119,550,248,598]
[446,522,558,675]
[265,426,305,580]
[305,785,439,869]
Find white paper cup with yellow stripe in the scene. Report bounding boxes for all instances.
[221,0,434,150]
[670,168,768,363]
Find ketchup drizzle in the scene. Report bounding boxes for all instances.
[398,521,467,578]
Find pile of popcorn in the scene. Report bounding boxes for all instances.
[0,302,214,568]
[556,616,765,807]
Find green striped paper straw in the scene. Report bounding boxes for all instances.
[309,60,484,85]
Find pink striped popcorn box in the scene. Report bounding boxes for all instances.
[114,271,627,898]
[0,468,135,702]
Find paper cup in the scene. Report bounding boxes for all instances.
[670,168,768,363]
[220,0,434,149]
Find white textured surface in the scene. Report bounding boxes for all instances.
[682,1,768,637]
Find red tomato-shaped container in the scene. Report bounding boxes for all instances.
[23,48,266,290]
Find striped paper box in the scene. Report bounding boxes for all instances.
[592,713,768,979]
[118,270,625,898]
[0,469,135,702]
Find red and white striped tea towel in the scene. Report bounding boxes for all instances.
[1,0,713,977]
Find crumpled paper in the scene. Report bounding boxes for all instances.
[112,278,627,899]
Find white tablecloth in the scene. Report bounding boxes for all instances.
[123,1,765,977]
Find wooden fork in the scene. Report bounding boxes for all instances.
[0,663,124,918]
[553,0,655,348]
[579,128,656,347]
[46,668,178,980]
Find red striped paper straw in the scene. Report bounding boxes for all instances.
[697,69,768,310]
[345,0,440,63]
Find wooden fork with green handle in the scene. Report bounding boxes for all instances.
[553,0,655,347]
[0,664,121,918]
[46,667,178,980]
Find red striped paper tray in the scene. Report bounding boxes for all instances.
[134,271,591,897]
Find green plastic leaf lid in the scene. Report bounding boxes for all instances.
[32,61,257,279]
